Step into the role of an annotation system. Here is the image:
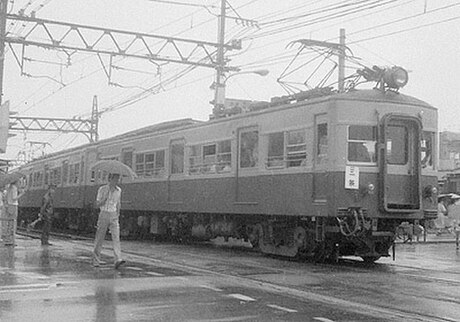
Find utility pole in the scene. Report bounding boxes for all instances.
[91,95,99,142]
[212,0,227,117]
[0,0,8,105]
[338,28,346,93]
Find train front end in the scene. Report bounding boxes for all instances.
[330,69,438,262]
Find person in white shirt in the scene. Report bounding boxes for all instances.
[92,173,125,268]
[2,181,25,246]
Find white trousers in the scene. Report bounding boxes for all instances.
[93,211,122,264]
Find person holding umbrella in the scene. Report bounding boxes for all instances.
[92,172,125,269]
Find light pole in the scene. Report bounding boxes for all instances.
[212,69,269,118]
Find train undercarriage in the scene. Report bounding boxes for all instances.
[18,206,403,263]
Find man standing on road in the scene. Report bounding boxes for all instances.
[93,173,125,269]
[40,184,56,246]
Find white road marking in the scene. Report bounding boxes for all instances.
[267,304,298,313]
[144,271,165,276]
[125,266,143,271]
[13,271,50,280]
[199,284,223,292]
[188,317,260,322]
[313,317,335,322]
[228,293,256,302]
[188,316,260,322]
[0,283,50,293]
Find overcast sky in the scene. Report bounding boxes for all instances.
[2,0,460,161]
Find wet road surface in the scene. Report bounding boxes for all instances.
[0,234,459,322]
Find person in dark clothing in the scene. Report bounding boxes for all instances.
[40,185,56,246]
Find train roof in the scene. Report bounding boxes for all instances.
[331,89,435,109]
[23,88,435,166]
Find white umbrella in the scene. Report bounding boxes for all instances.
[0,171,27,187]
[90,160,137,179]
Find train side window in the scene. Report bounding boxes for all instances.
[171,141,185,174]
[386,125,408,165]
[62,160,69,185]
[73,163,80,184]
[203,144,217,173]
[316,123,328,164]
[421,131,434,169]
[189,145,201,174]
[53,167,61,186]
[240,130,259,168]
[69,164,75,184]
[145,153,155,176]
[217,140,231,172]
[122,149,133,169]
[287,130,307,167]
[267,132,284,168]
[134,151,164,177]
[44,165,49,186]
[155,150,165,175]
[135,153,145,176]
[348,125,377,163]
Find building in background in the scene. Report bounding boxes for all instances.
[439,131,460,193]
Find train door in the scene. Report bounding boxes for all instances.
[380,114,422,212]
[313,114,328,202]
[235,126,258,203]
[168,138,185,203]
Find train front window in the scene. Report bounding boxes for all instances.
[348,125,377,163]
[386,125,408,165]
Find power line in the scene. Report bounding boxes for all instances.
[349,14,460,45]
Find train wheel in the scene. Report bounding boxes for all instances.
[361,256,381,263]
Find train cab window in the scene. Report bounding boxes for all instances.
[348,125,377,163]
[240,130,259,168]
[268,132,284,168]
[171,141,185,174]
[316,123,328,164]
[287,130,307,167]
[421,131,434,169]
[386,125,408,165]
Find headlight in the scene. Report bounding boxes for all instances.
[383,66,408,89]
